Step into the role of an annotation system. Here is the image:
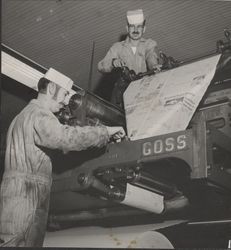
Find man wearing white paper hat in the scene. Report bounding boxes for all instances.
[98,9,160,74]
[98,9,161,106]
[0,68,125,247]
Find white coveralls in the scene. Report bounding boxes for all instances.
[0,99,109,247]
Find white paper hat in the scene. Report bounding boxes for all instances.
[127,9,144,25]
[44,68,73,92]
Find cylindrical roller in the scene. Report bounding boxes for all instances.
[130,171,179,198]
[69,91,126,127]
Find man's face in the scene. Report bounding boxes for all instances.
[127,22,145,41]
[51,85,69,113]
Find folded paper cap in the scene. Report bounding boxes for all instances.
[44,68,73,92]
[127,9,144,25]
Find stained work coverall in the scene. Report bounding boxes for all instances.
[0,99,109,247]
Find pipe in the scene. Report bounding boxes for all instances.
[188,219,231,225]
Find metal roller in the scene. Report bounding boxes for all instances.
[129,171,179,198]
[69,90,126,127]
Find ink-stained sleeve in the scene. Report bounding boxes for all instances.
[33,112,109,152]
[145,39,160,70]
[98,43,120,73]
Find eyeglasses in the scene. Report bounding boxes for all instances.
[128,24,144,30]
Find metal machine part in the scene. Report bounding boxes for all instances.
[159,51,181,70]
[216,29,231,53]
[56,89,126,127]
[94,168,180,199]
[51,98,231,219]
[50,36,231,226]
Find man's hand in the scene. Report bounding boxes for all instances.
[153,64,162,73]
[112,58,126,68]
[106,126,126,141]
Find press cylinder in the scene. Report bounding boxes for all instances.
[130,171,179,198]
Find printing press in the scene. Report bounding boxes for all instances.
[48,34,231,229]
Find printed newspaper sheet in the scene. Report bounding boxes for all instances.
[124,54,221,141]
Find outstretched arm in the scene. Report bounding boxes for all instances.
[34,112,125,153]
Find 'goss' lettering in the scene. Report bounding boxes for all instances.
[142,134,187,156]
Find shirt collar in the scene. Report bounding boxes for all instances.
[30,99,51,112]
[123,36,146,46]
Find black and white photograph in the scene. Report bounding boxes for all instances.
[1,0,231,248]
